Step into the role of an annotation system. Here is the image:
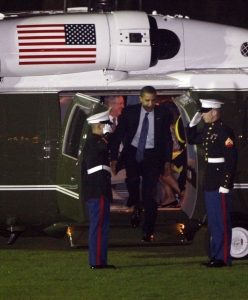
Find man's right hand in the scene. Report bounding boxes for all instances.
[110,161,117,176]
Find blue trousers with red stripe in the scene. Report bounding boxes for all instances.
[86,196,110,267]
[204,190,232,266]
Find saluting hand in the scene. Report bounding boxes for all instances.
[189,111,202,127]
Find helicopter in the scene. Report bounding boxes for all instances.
[0,0,248,259]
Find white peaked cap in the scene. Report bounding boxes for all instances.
[199,99,224,109]
[87,109,112,124]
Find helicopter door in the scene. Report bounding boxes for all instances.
[56,93,108,223]
[173,93,206,220]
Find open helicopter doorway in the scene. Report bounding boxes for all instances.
[108,93,200,222]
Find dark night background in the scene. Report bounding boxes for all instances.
[0,0,247,28]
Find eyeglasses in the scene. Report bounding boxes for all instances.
[112,102,124,105]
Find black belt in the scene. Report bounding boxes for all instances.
[144,148,156,153]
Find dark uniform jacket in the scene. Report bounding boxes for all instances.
[187,119,238,191]
[82,133,112,201]
[110,104,173,170]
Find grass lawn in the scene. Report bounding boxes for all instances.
[0,227,247,300]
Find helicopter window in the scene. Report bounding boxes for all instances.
[59,94,101,125]
[158,29,181,60]
[0,93,60,159]
[63,106,86,159]
[148,16,181,66]
[60,96,73,124]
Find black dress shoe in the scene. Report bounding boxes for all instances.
[206,260,229,268]
[200,259,215,266]
[131,207,141,228]
[90,265,116,269]
[141,234,154,243]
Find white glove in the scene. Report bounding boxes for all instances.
[219,187,229,193]
[189,112,202,127]
[103,124,112,134]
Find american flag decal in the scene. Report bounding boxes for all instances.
[17,24,97,65]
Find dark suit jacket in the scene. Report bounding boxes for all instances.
[110,104,173,170]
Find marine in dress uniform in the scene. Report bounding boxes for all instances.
[82,110,116,269]
[187,99,238,268]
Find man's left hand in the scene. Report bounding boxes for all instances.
[219,186,229,193]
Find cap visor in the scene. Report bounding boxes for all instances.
[100,120,113,125]
[198,107,212,113]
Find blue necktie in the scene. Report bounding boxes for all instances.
[136,112,149,162]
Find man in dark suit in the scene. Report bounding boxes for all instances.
[110,86,173,242]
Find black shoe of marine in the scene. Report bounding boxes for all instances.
[90,265,116,269]
[206,260,229,268]
[200,259,215,266]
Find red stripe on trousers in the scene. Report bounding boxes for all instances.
[221,193,228,264]
[97,196,104,265]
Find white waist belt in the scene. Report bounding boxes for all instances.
[87,165,111,174]
[208,157,225,163]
